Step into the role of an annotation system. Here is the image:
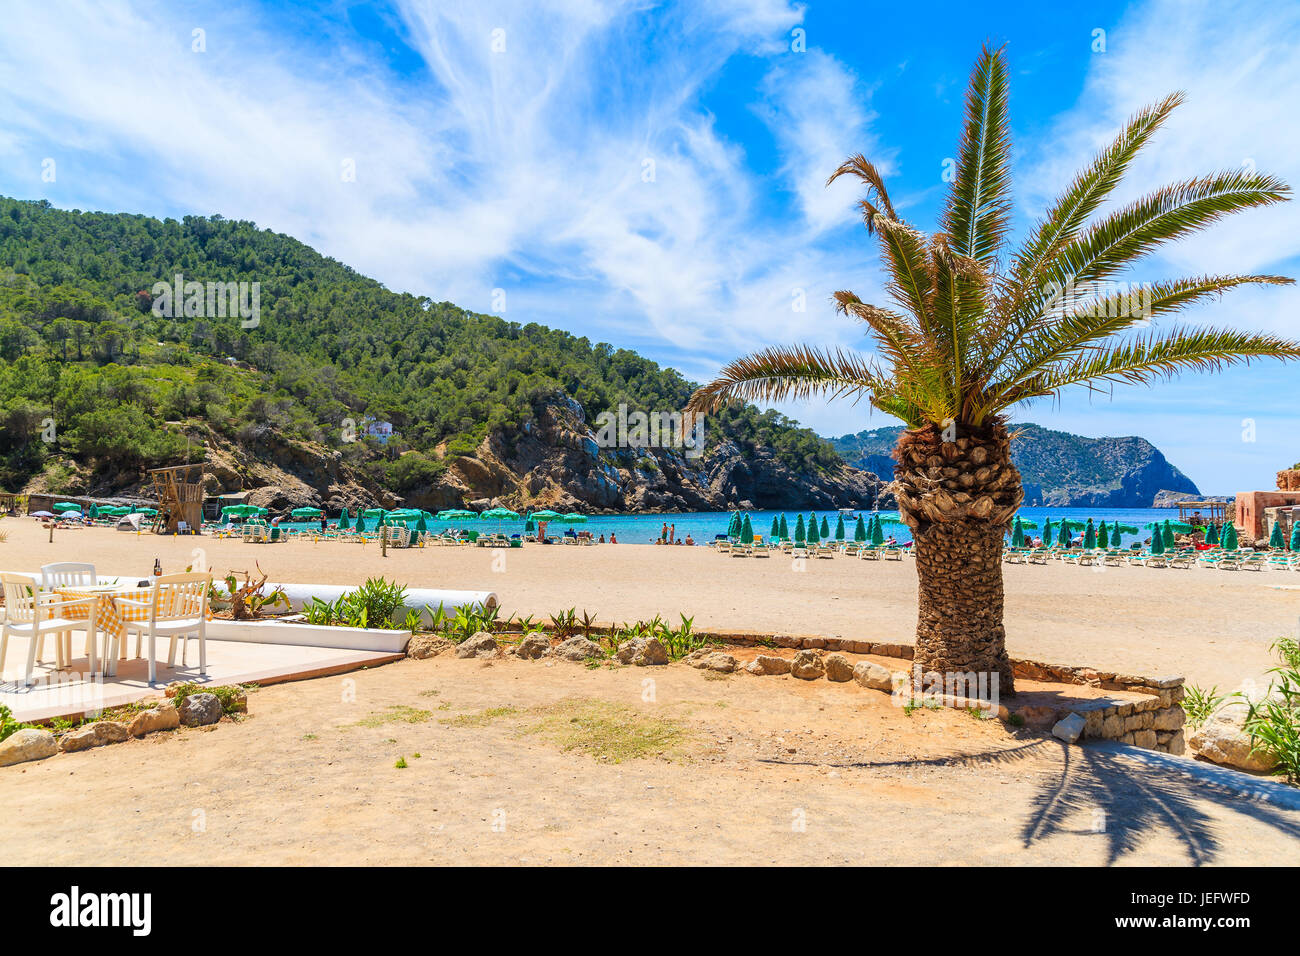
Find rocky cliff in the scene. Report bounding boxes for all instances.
[831,422,1199,508]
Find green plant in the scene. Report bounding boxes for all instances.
[402,608,424,633]
[1006,712,1025,728]
[687,44,1300,692]
[169,682,249,715]
[1182,684,1226,729]
[1,703,33,743]
[657,614,705,661]
[395,756,408,768]
[549,607,578,639]
[579,609,598,639]
[444,602,499,643]
[1244,643,1300,783]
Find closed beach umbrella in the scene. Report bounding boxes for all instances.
[525,519,535,534]
[794,514,806,544]
[807,515,821,545]
[1270,521,1285,549]
[854,515,867,541]
[779,514,789,539]
[1042,519,1053,547]
[1222,522,1238,550]
[1084,519,1097,550]
[871,516,885,546]
[727,512,740,538]
[834,514,845,541]
[741,514,754,542]
[87,504,98,519]
[1097,521,1110,549]
[1162,520,1176,550]
[338,508,351,530]
[415,515,427,534]
[1011,517,1024,547]
[1149,528,1164,555]
[1289,524,1300,551]
[1204,522,1219,546]
[355,515,367,533]
[770,515,780,539]
[819,516,830,538]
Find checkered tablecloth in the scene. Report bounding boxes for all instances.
[52,586,154,655]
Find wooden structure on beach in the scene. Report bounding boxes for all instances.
[1175,500,1226,529]
[148,464,205,534]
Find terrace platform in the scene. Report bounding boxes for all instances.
[0,635,403,723]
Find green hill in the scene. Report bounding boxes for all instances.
[0,197,885,512]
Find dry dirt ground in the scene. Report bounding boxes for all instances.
[2,651,1297,866]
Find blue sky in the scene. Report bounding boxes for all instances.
[1,0,1297,493]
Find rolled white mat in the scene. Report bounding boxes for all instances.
[266,582,497,625]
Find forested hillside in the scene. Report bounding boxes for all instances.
[0,198,881,511]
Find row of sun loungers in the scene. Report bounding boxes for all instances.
[1001,545,1300,571]
[714,541,908,560]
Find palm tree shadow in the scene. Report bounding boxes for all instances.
[766,739,1300,863]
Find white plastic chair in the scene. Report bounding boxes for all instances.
[0,572,99,685]
[40,562,98,664]
[117,572,212,684]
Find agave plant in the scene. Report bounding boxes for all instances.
[687,45,1300,691]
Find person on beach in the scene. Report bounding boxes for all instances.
[609,533,617,544]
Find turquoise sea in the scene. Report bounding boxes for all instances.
[259,506,1192,548]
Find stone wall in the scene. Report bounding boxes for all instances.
[659,627,1186,755]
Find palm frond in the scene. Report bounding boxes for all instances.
[1002,326,1300,406]
[685,345,924,425]
[826,153,896,230]
[941,43,1013,263]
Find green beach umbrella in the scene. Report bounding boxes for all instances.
[1042,519,1053,547]
[1269,521,1285,549]
[561,513,587,523]
[529,509,561,520]
[741,514,754,542]
[338,508,351,530]
[794,514,806,544]
[1097,521,1110,549]
[1222,522,1238,550]
[354,515,367,533]
[834,514,846,540]
[871,515,885,546]
[779,514,789,539]
[481,507,520,519]
[1149,527,1165,555]
[854,515,867,541]
[415,515,428,533]
[807,515,821,545]
[1204,522,1219,546]
[1289,524,1300,551]
[819,516,830,538]
[1011,517,1024,547]
[771,516,781,539]
[53,502,80,512]
[525,519,535,534]
[1162,520,1176,550]
[1084,519,1097,550]
[291,506,322,518]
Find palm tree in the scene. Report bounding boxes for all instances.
[686,46,1300,693]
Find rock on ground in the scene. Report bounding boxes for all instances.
[824,653,854,682]
[551,636,606,662]
[689,652,736,673]
[1188,700,1280,773]
[407,635,454,659]
[60,721,131,752]
[177,693,223,728]
[852,660,894,691]
[455,632,500,659]
[0,728,59,766]
[614,636,669,666]
[1052,712,1086,744]
[746,654,792,676]
[515,632,552,660]
[791,649,825,681]
[127,702,180,737]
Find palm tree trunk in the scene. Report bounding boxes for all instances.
[893,421,1022,694]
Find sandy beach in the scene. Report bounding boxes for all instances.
[3,519,1296,691]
